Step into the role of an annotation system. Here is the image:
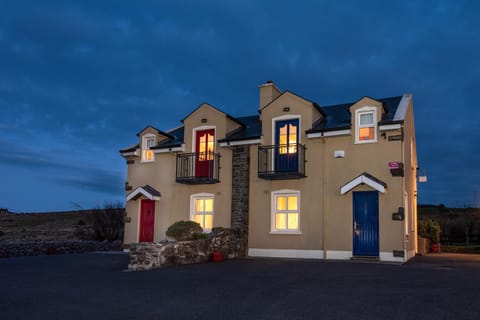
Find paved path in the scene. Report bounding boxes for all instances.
[1,253,479,320]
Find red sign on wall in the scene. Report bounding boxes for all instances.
[388,162,400,169]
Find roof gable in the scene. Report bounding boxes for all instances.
[136,125,174,140]
[260,90,325,117]
[181,102,244,126]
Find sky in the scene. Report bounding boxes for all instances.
[0,0,479,212]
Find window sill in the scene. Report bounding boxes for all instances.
[140,160,155,163]
[269,231,302,235]
[354,139,377,145]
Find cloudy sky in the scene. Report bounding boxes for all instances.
[0,0,479,212]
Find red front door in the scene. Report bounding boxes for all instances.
[139,199,155,242]
[195,129,215,178]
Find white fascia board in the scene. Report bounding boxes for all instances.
[379,124,402,131]
[341,175,386,195]
[153,144,185,154]
[307,129,351,139]
[121,151,138,157]
[393,93,411,121]
[219,138,262,147]
[126,187,160,201]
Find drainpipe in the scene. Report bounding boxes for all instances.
[401,126,407,262]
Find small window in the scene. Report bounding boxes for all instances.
[271,190,300,233]
[356,108,377,143]
[142,135,155,162]
[190,194,214,232]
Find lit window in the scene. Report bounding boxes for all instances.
[278,122,298,154]
[198,131,214,161]
[191,194,214,232]
[356,108,377,143]
[271,190,300,233]
[142,135,156,162]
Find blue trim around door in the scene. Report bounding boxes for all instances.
[353,191,379,257]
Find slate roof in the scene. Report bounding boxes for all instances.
[217,115,261,142]
[120,95,404,152]
[151,125,185,150]
[307,96,403,133]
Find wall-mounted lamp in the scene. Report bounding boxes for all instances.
[283,107,290,112]
[201,118,208,123]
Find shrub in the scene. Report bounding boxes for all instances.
[418,218,441,242]
[93,208,125,242]
[166,221,203,241]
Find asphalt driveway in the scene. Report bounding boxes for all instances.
[1,252,479,320]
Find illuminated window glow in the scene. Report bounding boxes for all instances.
[142,135,156,161]
[356,109,377,143]
[191,194,214,232]
[198,132,214,160]
[272,191,300,232]
[278,123,298,154]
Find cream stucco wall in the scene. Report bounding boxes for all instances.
[249,93,411,260]
[123,104,238,244]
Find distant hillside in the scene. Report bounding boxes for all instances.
[418,205,480,245]
[0,208,124,242]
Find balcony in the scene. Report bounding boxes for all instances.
[258,144,306,179]
[176,152,220,184]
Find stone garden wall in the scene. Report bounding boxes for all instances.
[128,228,246,271]
[0,240,122,258]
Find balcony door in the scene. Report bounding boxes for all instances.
[275,119,299,172]
[195,129,215,178]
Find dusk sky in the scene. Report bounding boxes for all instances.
[1,0,479,212]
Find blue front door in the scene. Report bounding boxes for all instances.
[353,191,379,257]
[275,119,299,172]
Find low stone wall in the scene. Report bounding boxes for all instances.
[128,228,246,271]
[0,240,122,258]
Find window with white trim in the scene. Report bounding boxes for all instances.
[271,190,300,233]
[355,108,377,143]
[190,193,214,232]
[142,134,155,162]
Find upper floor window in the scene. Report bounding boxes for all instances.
[190,193,214,232]
[271,190,300,234]
[356,108,377,143]
[142,134,155,162]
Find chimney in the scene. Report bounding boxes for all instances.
[258,80,282,110]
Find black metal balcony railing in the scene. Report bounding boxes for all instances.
[176,152,220,184]
[258,144,306,179]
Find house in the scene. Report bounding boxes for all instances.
[120,81,418,262]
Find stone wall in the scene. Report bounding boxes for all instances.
[128,228,246,271]
[231,145,250,234]
[0,240,121,258]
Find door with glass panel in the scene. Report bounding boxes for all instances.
[275,119,299,172]
[195,129,215,178]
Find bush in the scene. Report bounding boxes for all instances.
[166,221,203,241]
[93,208,125,242]
[418,218,441,242]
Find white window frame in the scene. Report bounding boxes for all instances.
[190,193,214,233]
[271,114,301,146]
[141,134,156,162]
[270,189,301,234]
[355,107,377,144]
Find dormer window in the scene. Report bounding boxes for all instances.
[142,134,156,162]
[356,107,377,143]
